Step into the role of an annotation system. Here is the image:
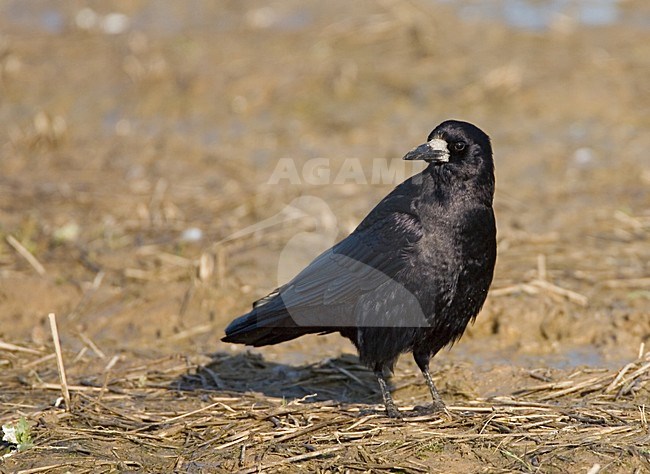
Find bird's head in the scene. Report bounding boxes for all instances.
[403,120,493,174]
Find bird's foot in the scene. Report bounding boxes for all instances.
[384,402,403,420]
[433,403,453,421]
[412,402,452,420]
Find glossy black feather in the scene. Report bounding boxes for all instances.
[222,120,496,416]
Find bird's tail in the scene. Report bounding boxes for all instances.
[221,291,329,347]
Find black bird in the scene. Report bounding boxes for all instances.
[223,120,496,418]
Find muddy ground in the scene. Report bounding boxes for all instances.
[0,1,649,472]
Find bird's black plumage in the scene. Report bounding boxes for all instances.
[222,120,496,417]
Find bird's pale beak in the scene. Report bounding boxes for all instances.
[403,138,450,163]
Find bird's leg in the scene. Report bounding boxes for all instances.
[374,370,401,419]
[420,366,446,410]
[413,352,448,414]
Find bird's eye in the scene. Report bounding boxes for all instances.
[452,141,466,152]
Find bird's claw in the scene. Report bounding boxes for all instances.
[385,405,403,420]
[431,403,453,421]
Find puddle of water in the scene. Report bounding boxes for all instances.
[0,1,313,35]
[433,0,648,30]
[458,345,627,370]
[2,3,65,34]
[2,1,647,37]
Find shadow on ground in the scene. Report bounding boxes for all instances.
[172,351,384,405]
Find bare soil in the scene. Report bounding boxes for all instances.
[1,1,649,472]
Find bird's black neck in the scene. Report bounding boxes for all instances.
[421,163,495,207]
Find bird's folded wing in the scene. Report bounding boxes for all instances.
[280,199,423,309]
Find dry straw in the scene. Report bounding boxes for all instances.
[1,344,648,472]
[47,313,71,412]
